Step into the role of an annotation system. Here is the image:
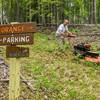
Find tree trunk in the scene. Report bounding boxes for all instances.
[93,0,97,24]
[92,0,97,24]
[15,0,20,22]
[1,0,4,24]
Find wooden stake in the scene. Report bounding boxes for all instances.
[9,58,20,100]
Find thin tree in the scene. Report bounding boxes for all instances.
[92,0,97,24]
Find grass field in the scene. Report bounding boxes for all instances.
[19,33,100,100]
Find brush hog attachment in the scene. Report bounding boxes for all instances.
[84,51,99,58]
[85,57,100,63]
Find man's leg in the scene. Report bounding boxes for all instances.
[67,37,75,50]
[56,36,65,51]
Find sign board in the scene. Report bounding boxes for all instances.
[4,22,38,100]
[6,46,29,58]
[0,22,37,34]
[0,33,33,45]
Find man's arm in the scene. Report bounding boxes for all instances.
[64,31,76,37]
[67,31,73,36]
[65,25,73,36]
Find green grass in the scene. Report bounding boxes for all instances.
[69,28,80,33]
[21,33,100,100]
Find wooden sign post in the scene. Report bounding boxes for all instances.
[0,22,37,100]
[9,58,20,100]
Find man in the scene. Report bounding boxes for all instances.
[56,19,74,51]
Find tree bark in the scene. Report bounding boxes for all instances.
[15,0,20,22]
[92,0,97,24]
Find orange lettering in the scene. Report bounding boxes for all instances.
[13,27,18,32]
[18,26,23,32]
[8,27,13,33]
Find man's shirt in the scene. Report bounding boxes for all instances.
[56,24,68,36]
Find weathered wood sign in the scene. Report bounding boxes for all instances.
[0,22,37,34]
[0,22,37,100]
[0,33,33,45]
[6,46,29,58]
